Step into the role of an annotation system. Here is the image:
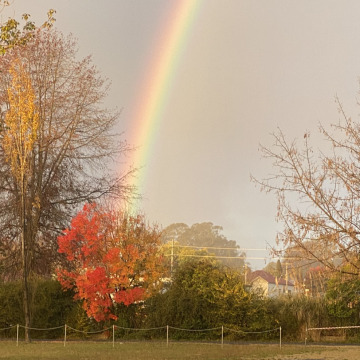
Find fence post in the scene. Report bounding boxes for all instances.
[166,325,169,347]
[221,326,224,348]
[64,324,67,347]
[279,326,282,348]
[113,325,115,348]
[16,324,19,347]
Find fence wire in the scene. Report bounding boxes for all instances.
[115,325,166,331]
[0,324,280,336]
[305,324,360,345]
[224,327,280,334]
[169,326,222,332]
[19,325,64,331]
[66,325,112,334]
[1,323,282,348]
[0,325,16,331]
[307,325,360,331]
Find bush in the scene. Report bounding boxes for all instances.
[0,278,76,339]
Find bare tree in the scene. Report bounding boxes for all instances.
[253,98,360,277]
[0,30,134,281]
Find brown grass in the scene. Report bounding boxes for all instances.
[1,341,358,359]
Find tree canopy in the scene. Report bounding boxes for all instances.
[0,6,55,55]
[146,258,253,331]
[57,203,164,322]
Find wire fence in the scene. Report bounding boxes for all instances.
[0,324,282,348]
[305,324,360,345]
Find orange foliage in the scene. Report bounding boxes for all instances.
[57,203,163,322]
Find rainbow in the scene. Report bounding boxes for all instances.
[127,0,202,207]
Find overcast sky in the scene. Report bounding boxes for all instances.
[4,1,360,269]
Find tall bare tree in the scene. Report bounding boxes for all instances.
[0,30,134,311]
[253,99,360,276]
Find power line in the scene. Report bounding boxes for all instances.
[166,244,268,252]
[164,254,268,260]
[163,242,307,264]
[164,245,307,262]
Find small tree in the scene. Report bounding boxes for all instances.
[57,203,164,322]
[326,272,360,324]
[146,258,251,333]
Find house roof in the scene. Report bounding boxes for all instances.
[249,270,294,286]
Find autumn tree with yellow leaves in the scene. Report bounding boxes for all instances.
[2,60,38,340]
[0,30,134,340]
[0,2,56,342]
[0,2,55,55]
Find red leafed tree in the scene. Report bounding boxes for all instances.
[57,203,164,322]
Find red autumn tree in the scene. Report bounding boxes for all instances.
[57,203,164,322]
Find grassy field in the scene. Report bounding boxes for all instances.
[0,341,352,360]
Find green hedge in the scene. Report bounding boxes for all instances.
[0,279,78,339]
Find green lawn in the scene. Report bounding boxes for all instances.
[0,341,335,360]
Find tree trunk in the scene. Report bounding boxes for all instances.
[21,184,31,343]
[22,255,31,342]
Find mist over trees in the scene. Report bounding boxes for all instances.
[161,222,245,270]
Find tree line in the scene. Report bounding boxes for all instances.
[2,259,360,342]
